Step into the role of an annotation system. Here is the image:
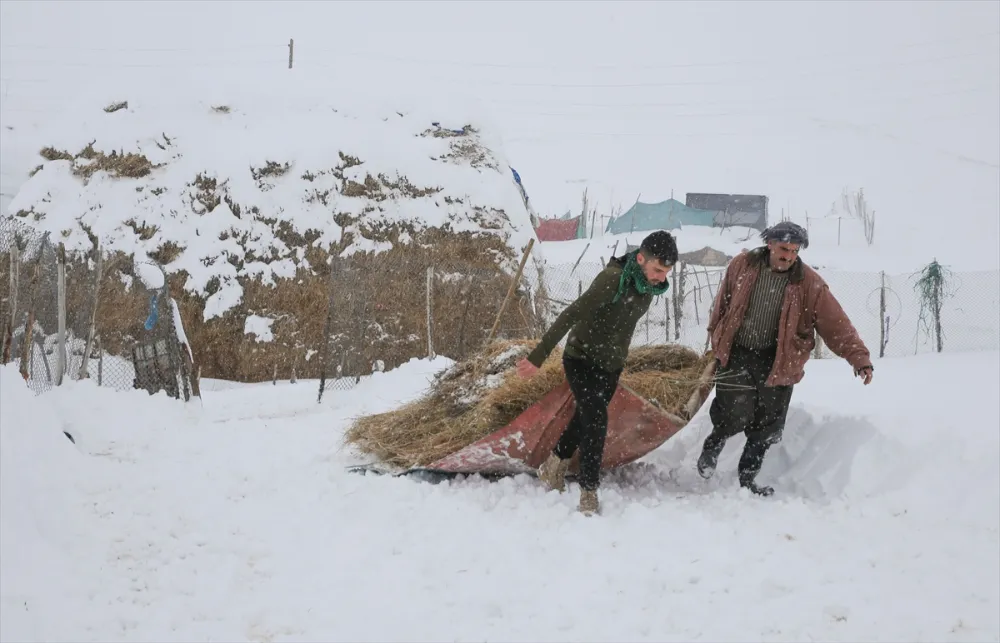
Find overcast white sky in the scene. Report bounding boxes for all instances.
[2,0,997,260]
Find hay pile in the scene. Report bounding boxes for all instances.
[344,340,713,470]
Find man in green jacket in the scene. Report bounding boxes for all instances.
[516,230,679,515]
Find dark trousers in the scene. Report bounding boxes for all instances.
[702,345,794,484]
[553,354,622,491]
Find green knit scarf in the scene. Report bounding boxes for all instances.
[613,251,671,303]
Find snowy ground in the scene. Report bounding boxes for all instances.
[2,349,998,642]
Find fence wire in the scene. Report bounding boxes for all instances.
[316,253,539,400]
[1,216,195,399]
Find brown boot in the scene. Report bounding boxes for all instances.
[578,489,600,516]
[537,452,570,492]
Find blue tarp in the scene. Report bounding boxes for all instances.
[606,198,717,235]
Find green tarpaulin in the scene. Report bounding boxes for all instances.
[606,198,717,235]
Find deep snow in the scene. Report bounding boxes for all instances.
[1,4,998,641]
[2,349,998,642]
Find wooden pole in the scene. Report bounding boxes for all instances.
[933,264,943,353]
[690,265,701,326]
[96,336,103,386]
[485,238,534,347]
[878,270,886,358]
[8,244,16,332]
[19,237,46,381]
[55,243,66,385]
[317,255,338,403]
[288,38,294,69]
[78,244,103,379]
[2,245,19,364]
[672,262,683,341]
[426,265,435,359]
[664,287,670,342]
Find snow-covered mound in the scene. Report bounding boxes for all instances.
[2,78,546,381]
[6,84,540,321]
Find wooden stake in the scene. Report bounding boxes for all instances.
[97,336,103,386]
[426,266,435,359]
[78,242,103,379]
[879,271,887,358]
[2,246,19,364]
[55,243,66,385]
[485,239,534,347]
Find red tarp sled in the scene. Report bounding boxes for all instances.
[376,358,717,479]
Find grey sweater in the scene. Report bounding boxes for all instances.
[733,266,790,350]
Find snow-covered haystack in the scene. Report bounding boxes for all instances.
[4,87,545,381]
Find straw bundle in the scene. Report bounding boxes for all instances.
[344,339,713,470]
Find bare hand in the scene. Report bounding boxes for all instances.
[516,358,539,379]
[856,365,874,385]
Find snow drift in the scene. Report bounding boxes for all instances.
[1,349,998,641]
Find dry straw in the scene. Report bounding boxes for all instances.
[344,339,714,469]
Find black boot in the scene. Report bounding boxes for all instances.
[738,436,775,497]
[740,478,774,497]
[697,435,726,480]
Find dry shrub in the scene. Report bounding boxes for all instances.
[35,141,159,180]
[421,124,497,170]
[344,340,713,470]
[148,241,184,265]
[14,207,43,221]
[439,138,495,170]
[251,161,291,182]
[39,147,73,162]
[75,151,155,179]
[191,173,222,213]
[339,171,440,201]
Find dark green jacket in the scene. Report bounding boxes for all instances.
[527,255,658,373]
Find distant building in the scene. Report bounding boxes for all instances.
[685,193,769,232]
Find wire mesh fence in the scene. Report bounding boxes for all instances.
[316,251,540,400]
[536,258,1000,360]
[1,216,196,399]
